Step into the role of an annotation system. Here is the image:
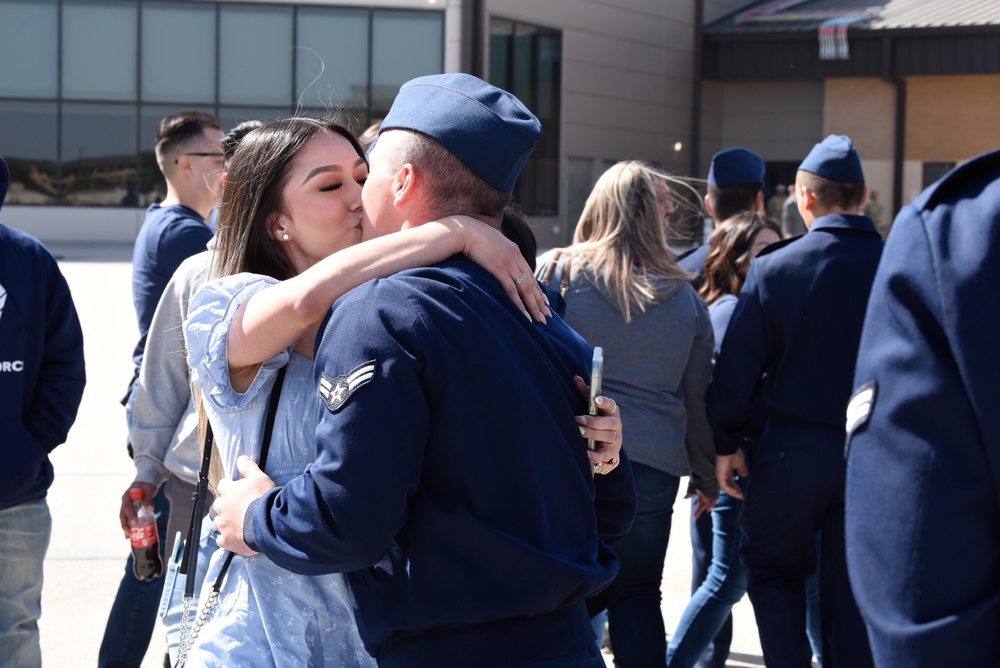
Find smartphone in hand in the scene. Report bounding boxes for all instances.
[586,347,604,452]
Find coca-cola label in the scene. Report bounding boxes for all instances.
[130,523,158,548]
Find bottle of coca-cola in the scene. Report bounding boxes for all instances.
[128,487,163,580]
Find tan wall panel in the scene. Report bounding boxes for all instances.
[823,78,895,161]
[905,75,1000,162]
[700,81,823,167]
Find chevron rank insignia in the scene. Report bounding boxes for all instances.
[320,360,377,413]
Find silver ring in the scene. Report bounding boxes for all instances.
[514,273,526,285]
[609,430,618,446]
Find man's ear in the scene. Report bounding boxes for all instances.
[703,194,714,220]
[752,190,765,213]
[798,183,815,213]
[858,184,869,211]
[392,163,416,207]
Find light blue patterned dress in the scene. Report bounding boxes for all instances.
[184,273,375,667]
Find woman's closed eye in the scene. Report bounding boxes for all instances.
[319,182,343,192]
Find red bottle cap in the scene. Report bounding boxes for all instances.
[128,488,145,501]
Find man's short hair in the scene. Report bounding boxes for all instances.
[798,171,865,211]
[706,182,763,223]
[391,130,511,219]
[155,112,223,169]
[221,120,263,164]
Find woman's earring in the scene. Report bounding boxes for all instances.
[282,233,289,241]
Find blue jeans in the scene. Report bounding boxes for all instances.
[667,487,747,668]
[607,463,681,667]
[98,483,169,667]
[0,499,51,668]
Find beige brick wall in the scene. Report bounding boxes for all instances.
[905,74,1000,162]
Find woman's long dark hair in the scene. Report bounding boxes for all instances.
[200,117,364,489]
[212,117,365,281]
[699,212,780,307]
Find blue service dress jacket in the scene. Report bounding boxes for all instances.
[845,148,1000,667]
[707,213,884,453]
[244,256,637,667]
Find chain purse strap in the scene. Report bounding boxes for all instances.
[176,364,288,666]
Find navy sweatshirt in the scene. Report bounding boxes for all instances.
[0,158,86,510]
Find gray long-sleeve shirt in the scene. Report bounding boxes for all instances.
[131,248,212,487]
[536,251,717,499]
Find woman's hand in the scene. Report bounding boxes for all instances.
[448,216,551,323]
[574,375,623,475]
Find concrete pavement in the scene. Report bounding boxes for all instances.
[39,242,764,667]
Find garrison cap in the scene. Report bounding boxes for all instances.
[378,73,541,193]
[708,148,765,187]
[799,135,864,183]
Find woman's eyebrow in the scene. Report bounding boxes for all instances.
[301,164,343,185]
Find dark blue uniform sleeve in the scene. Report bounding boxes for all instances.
[845,196,1000,665]
[28,253,86,451]
[706,262,770,456]
[244,280,429,574]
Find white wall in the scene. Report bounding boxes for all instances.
[3,206,146,244]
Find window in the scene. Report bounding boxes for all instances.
[0,101,58,204]
[296,7,369,112]
[371,10,444,117]
[0,1,444,207]
[142,3,216,104]
[490,18,562,217]
[220,5,294,106]
[62,0,138,101]
[61,103,137,206]
[0,0,57,98]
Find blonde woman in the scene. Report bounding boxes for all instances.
[537,160,717,665]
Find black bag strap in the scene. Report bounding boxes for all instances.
[181,364,288,599]
[179,420,213,595]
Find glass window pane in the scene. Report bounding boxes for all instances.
[62,0,138,101]
[0,0,58,98]
[0,101,58,204]
[219,5,293,106]
[489,18,513,91]
[536,30,561,120]
[61,103,137,206]
[218,107,290,131]
[296,7,369,112]
[511,24,537,109]
[371,10,443,112]
[142,2,216,103]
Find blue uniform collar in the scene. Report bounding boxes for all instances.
[810,213,879,236]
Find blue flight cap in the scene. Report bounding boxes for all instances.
[0,155,8,209]
[798,134,864,183]
[707,148,765,187]
[378,73,541,193]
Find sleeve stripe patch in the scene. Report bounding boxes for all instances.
[319,360,377,413]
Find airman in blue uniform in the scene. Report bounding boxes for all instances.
[209,74,637,667]
[845,147,1000,667]
[708,135,880,668]
[678,147,766,284]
